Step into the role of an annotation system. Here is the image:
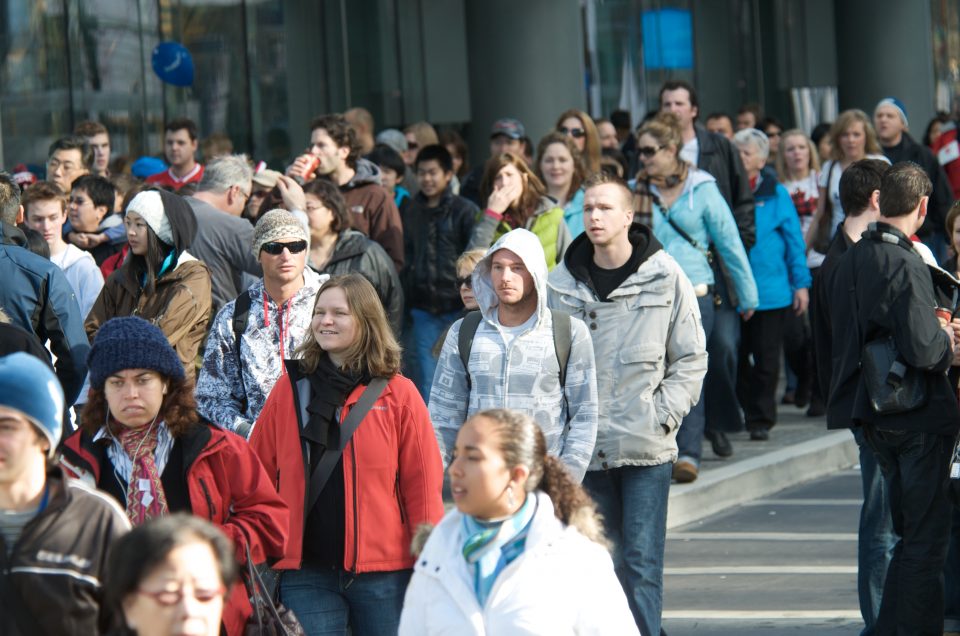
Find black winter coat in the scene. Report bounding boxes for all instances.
[828,222,959,434]
[314,229,404,334]
[402,190,478,315]
[695,124,756,251]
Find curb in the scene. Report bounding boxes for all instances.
[667,431,859,529]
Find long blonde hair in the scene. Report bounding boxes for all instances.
[296,274,401,377]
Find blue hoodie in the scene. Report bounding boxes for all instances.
[748,167,812,310]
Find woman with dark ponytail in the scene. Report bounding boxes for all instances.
[399,408,637,635]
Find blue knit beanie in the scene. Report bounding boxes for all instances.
[875,97,908,128]
[0,352,63,457]
[88,317,184,388]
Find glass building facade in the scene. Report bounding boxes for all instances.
[0,0,951,171]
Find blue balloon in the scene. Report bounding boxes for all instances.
[152,41,194,87]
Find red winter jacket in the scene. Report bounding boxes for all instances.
[250,365,444,571]
[60,421,289,636]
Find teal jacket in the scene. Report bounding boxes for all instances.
[651,170,759,311]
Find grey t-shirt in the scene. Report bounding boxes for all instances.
[0,505,40,555]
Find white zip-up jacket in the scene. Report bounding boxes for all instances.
[398,492,639,635]
[429,229,598,482]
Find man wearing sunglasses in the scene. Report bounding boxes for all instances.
[659,80,755,462]
[196,209,324,438]
[0,352,131,635]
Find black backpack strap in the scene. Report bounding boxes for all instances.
[305,378,389,514]
[457,311,483,391]
[550,309,572,388]
[232,291,253,413]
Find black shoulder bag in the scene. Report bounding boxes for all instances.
[295,376,389,514]
[856,231,928,414]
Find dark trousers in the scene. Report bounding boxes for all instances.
[736,307,786,430]
[782,307,812,401]
[704,274,744,433]
[865,425,954,636]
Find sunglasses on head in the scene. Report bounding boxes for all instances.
[261,240,307,255]
[637,145,664,158]
[559,126,586,139]
[456,276,473,289]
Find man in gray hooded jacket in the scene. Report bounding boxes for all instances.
[429,228,598,482]
[548,173,707,636]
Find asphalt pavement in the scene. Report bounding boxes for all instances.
[662,468,864,635]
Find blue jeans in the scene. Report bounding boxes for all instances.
[864,426,954,636]
[851,427,896,636]
[408,307,460,400]
[704,277,744,433]
[583,462,672,636]
[676,294,715,467]
[279,566,411,636]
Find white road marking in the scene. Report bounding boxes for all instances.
[745,498,862,506]
[665,565,856,575]
[663,610,862,620]
[668,532,857,541]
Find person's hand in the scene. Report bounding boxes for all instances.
[286,154,318,181]
[944,323,956,353]
[71,232,95,248]
[486,180,523,214]
[66,231,82,247]
[276,175,306,211]
[793,288,809,316]
[740,309,755,321]
[90,232,108,246]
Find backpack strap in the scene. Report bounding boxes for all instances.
[457,309,572,391]
[550,309,572,388]
[232,291,253,413]
[457,311,484,391]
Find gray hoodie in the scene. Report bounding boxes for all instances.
[429,228,598,481]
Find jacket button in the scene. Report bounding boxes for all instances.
[666,299,672,305]
[589,311,597,319]
[590,323,597,330]
[598,450,605,458]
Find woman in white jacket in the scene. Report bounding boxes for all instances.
[399,408,639,635]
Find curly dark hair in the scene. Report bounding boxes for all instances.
[469,409,608,547]
[81,376,200,438]
[310,114,361,168]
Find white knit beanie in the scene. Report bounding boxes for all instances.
[126,190,174,245]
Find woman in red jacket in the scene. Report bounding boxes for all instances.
[251,273,444,636]
[60,316,288,636]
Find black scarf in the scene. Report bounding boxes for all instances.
[301,355,366,468]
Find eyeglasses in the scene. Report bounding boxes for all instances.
[234,185,251,203]
[456,276,473,289]
[637,145,665,158]
[261,240,307,255]
[47,159,79,172]
[407,142,419,151]
[137,585,225,606]
[559,127,586,139]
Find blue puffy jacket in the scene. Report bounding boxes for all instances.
[748,166,812,310]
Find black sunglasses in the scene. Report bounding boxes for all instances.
[637,145,664,158]
[456,276,473,289]
[261,240,307,255]
[559,126,586,139]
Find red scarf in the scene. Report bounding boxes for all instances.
[117,423,169,526]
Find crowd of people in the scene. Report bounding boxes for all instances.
[2,77,960,635]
